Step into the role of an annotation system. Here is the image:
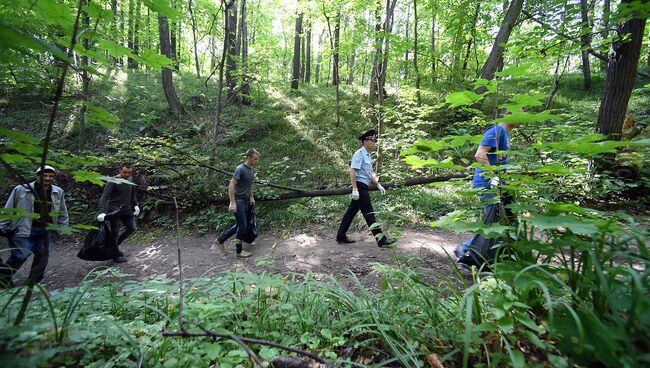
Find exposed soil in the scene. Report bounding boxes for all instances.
[2,227,467,290]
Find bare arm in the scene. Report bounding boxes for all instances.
[228,179,238,203]
[474,145,492,166]
[350,169,358,189]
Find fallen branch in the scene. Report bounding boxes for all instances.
[211,173,469,204]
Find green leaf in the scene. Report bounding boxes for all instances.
[133,49,174,71]
[0,20,70,62]
[0,207,39,221]
[534,164,573,175]
[444,90,485,108]
[72,170,108,186]
[0,153,32,164]
[473,78,497,93]
[84,3,115,21]
[0,127,40,143]
[83,102,119,128]
[526,215,599,235]
[495,111,560,124]
[501,92,545,111]
[142,0,182,19]
[403,156,465,170]
[495,62,532,78]
[95,40,135,59]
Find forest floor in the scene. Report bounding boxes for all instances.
[6,227,467,290]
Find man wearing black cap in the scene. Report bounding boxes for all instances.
[336,130,395,247]
[0,165,69,284]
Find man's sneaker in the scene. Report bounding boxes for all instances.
[113,255,127,263]
[211,240,228,254]
[236,250,252,258]
[336,237,356,244]
[377,237,396,248]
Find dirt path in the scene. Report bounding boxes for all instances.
[4,227,467,290]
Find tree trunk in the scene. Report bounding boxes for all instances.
[647,32,650,66]
[477,0,525,88]
[595,1,647,146]
[80,3,90,147]
[580,0,592,90]
[158,14,183,115]
[315,30,324,83]
[212,174,468,204]
[413,0,421,105]
[300,25,306,82]
[462,1,480,74]
[212,0,234,191]
[226,0,239,102]
[146,7,151,51]
[291,12,303,89]
[120,8,125,65]
[431,11,436,82]
[189,0,201,78]
[134,0,140,66]
[306,26,312,83]
[111,0,119,66]
[127,0,136,68]
[333,11,341,86]
[211,37,217,70]
[348,47,355,85]
[601,0,611,71]
[404,2,410,80]
[240,0,250,103]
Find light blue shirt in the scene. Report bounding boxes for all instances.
[350,147,373,186]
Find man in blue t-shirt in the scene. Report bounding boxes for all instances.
[454,113,516,259]
[213,149,259,258]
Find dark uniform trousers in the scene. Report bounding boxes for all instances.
[337,182,383,241]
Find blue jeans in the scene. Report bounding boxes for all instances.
[6,226,51,282]
[218,200,249,251]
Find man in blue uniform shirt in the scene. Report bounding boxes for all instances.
[454,112,516,259]
[336,130,395,247]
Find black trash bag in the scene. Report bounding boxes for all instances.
[241,205,258,244]
[77,208,122,261]
[458,203,505,270]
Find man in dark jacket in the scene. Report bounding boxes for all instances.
[97,163,139,263]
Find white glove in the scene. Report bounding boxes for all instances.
[228,202,237,213]
[377,183,386,195]
[489,176,500,188]
[351,188,360,200]
[249,198,255,206]
[97,213,106,222]
[133,206,140,216]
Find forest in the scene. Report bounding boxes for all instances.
[0,0,649,367]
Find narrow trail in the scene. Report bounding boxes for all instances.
[4,227,467,290]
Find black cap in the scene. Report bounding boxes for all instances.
[358,129,377,141]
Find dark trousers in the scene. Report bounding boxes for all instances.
[6,226,49,282]
[337,182,383,242]
[109,214,136,251]
[218,199,249,252]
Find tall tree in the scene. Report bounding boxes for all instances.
[431,7,436,81]
[79,0,91,146]
[601,0,611,70]
[158,14,183,115]
[111,0,119,66]
[134,0,141,64]
[580,0,592,90]
[596,0,648,149]
[127,0,136,68]
[404,2,411,79]
[306,23,312,83]
[240,0,251,103]
[300,24,306,82]
[226,0,239,102]
[189,0,201,78]
[291,12,303,89]
[413,0,421,105]
[477,0,525,88]
[332,10,341,86]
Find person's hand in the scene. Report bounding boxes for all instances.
[489,176,500,188]
[228,202,237,213]
[351,188,360,200]
[0,228,17,238]
[97,213,106,222]
[249,198,255,206]
[377,183,386,195]
[133,206,140,216]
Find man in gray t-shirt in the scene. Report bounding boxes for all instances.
[214,149,260,258]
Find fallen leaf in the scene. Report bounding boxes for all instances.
[425,352,444,368]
